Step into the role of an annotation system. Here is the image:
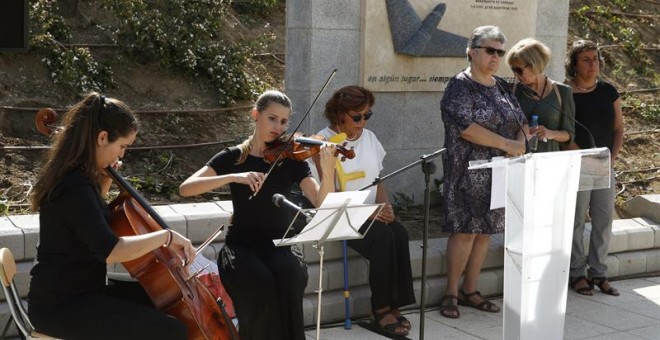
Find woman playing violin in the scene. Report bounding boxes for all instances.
[28,92,194,340]
[179,90,337,340]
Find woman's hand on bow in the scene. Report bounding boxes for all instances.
[168,230,196,266]
[235,171,265,193]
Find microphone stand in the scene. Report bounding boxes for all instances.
[516,81,597,149]
[358,148,445,340]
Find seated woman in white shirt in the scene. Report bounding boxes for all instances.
[309,85,416,337]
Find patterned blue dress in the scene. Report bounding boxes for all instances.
[441,71,527,234]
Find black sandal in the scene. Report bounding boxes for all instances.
[371,309,409,337]
[396,315,412,330]
[570,276,594,295]
[458,289,500,313]
[439,294,460,319]
[591,277,619,296]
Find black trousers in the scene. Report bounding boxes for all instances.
[218,242,308,340]
[347,220,416,311]
[28,282,186,340]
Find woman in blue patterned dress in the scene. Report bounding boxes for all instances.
[439,25,527,319]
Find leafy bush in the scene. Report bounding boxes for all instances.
[232,0,281,16]
[623,96,660,123]
[104,0,264,105]
[29,0,113,94]
[27,0,266,104]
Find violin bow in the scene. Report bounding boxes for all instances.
[195,224,225,256]
[249,68,337,199]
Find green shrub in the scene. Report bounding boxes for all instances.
[29,0,113,94]
[105,0,264,105]
[232,0,281,16]
[28,0,266,104]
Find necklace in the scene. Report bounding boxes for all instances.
[522,76,548,100]
[536,76,548,98]
[574,79,598,92]
[336,125,359,141]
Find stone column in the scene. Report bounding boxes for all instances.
[536,0,571,82]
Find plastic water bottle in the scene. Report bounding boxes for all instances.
[529,115,539,152]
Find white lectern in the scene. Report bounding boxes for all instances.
[274,191,382,340]
[469,148,611,340]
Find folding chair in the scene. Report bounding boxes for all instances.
[0,248,57,339]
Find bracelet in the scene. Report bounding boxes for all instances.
[163,229,173,247]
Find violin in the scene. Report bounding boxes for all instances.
[263,132,355,164]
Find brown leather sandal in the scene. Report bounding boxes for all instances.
[396,316,411,330]
[591,277,619,296]
[570,276,594,295]
[458,289,500,313]
[439,294,460,319]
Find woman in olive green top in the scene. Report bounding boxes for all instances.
[506,38,575,152]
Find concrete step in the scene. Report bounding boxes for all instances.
[2,201,659,338]
[624,194,660,223]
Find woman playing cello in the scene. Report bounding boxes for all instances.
[28,92,195,339]
[179,90,337,340]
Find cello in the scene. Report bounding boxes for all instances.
[35,108,238,340]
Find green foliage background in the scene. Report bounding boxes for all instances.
[27,0,281,105]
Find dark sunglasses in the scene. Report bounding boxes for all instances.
[348,110,373,122]
[474,46,506,57]
[511,66,526,75]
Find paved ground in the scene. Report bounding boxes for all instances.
[4,277,657,340]
[305,276,660,340]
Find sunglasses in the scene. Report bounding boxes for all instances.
[511,66,526,75]
[474,46,506,58]
[348,110,373,122]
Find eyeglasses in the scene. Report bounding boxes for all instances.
[347,110,373,122]
[473,46,506,58]
[511,66,526,75]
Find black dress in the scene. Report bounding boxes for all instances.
[28,170,186,340]
[208,147,310,340]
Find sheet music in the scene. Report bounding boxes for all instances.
[274,191,379,246]
[318,190,369,206]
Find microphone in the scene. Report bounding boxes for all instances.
[494,78,530,153]
[516,81,597,149]
[272,193,313,223]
